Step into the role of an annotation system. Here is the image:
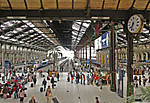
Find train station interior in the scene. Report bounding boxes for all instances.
[0,0,150,103]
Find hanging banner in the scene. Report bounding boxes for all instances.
[96,54,99,63]
[107,54,109,64]
[101,32,110,48]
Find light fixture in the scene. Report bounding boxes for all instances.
[91,17,110,20]
[7,16,26,19]
[58,20,62,24]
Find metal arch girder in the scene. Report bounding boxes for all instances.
[9,27,32,38]
[0,22,25,35]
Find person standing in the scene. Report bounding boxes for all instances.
[57,73,60,81]
[42,79,47,91]
[87,74,90,85]
[143,76,147,87]
[80,73,83,84]
[83,74,85,85]
[139,76,141,86]
[46,86,52,103]
[51,76,55,89]
[19,89,25,103]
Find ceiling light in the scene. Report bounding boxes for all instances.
[7,16,26,19]
[91,17,110,20]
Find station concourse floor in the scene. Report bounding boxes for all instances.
[0,72,125,103]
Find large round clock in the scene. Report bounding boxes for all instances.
[127,14,143,33]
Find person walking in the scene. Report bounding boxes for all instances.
[42,79,47,91]
[51,76,55,89]
[33,76,37,85]
[19,89,25,103]
[96,97,99,103]
[29,96,37,103]
[46,86,52,103]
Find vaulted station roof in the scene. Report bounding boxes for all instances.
[0,0,150,50]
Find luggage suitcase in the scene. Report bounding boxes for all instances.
[31,83,33,87]
[40,87,43,92]
[52,97,59,103]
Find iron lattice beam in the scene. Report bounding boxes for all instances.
[145,0,150,11]
[40,0,44,9]
[7,0,12,10]
[56,0,59,9]
[116,0,120,10]
[24,0,28,10]
[102,0,105,9]
[72,0,74,9]
[130,0,136,9]
[1,9,150,20]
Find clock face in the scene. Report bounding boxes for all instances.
[127,15,142,33]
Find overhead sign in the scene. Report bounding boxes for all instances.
[101,31,110,48]
[95,36,101,50]
[95,31,110,50]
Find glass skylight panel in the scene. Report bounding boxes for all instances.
[5,33,13,37]
[72,23,80,31]
[19,41,24,44]
[83,20,91,23]
[140,38,148,41]
[75,21,81,25]
[22,20,29,23]
[29,30,34,33]
[0,35,9,39]
[143,30,149,34]
[12,30,18,34]
[82,22,90,28]
[16,27,23,31]
[79,32,83,36]
[72,35,76,39]
[118,36,124,41]
[10,38,17,42]
[81,26,86,31]
[72,31,78,35]
[30,35,35,37]
[49,28,53,33]
[21,25,28,28]
[27,22,35,28]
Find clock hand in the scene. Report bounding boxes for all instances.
[131,22,134,28]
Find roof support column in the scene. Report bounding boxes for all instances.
[83,43,84,62]
[124,22,134,98]
[89,32,92,70]
[110,22,116,92]
[86,40,88,66]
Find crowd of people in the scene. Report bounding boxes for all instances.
[0,66,39,103]
[66,69,108,89]
[133,66,150,88]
